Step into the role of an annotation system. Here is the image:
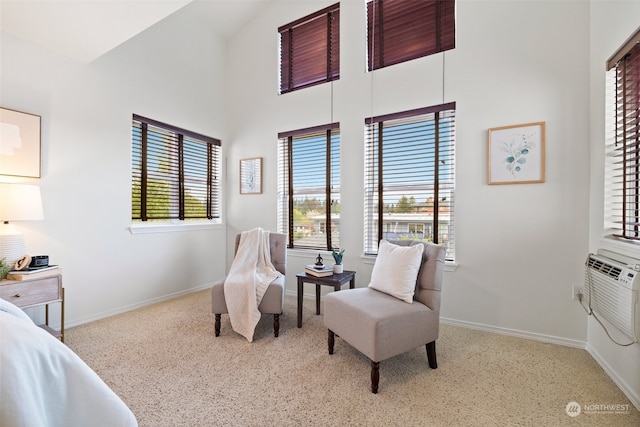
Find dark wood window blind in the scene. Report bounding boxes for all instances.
[367,0,455,71]
[604,27,640,240]
[364,103,456,260]
[132,114,221,222]
[279,3,340,94]
[278,123,340,250]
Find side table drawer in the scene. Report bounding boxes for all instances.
[0,276,62,308]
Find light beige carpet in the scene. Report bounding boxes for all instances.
[66,290,639,426]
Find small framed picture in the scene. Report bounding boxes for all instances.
[488,122,545,185]
[240,157,262,194]
[0,107,42,178]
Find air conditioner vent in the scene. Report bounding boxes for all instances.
[587,257,622,280]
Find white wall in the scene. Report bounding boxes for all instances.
[588,0,640,409]
[0,5,228,325]
[227,0,591,346]
[2,0,637,408]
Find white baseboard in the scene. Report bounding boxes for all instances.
[66,284,213,328]
[440,317,587,349]
[586,343,640,411]
[432,318,640,411]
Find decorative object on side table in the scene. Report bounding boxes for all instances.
[332,248,345,274]
[304,264,333,277]
[6,265,61,281]
[0,257,9,279]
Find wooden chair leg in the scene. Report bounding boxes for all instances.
[328,330,335,354]
[426,340,437,369]
[273,314,280,337]
[371,361,380,394]
[214,314,221,337]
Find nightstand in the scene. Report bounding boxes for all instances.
[0,274,64,342]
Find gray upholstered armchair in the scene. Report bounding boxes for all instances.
[211,232,287,337]
[324,240,445,393]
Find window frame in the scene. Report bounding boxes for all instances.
[604,27,640,242]
[131,114,221,225]
[278,123,340,251]
[364,102,456,261]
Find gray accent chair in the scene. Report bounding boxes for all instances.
[324,240,445,393]
[211,232,287,337]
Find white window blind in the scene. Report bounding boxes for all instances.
[364,103,455,260]
[278,124,340,250]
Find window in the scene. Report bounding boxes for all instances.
[278,123,340,250]
[279,3,340,94]
[604,28,640,240]
[366,0,455,71]
[132,114,221,223]
[364,103,456,260]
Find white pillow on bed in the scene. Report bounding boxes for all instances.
[368,240,424,303]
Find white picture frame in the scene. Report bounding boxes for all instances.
[0,107,41,178]
[240,157,262,194]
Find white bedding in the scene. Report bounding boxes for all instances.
[0,299,137,427]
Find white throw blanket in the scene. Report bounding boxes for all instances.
[224,228,281,342]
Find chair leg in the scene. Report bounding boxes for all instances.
[273,314,280,337]
[371,361,380,394]
[328,330,335,354]
[214,314,221,337]
[426,341,437,369]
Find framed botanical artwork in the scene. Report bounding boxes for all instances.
[240,157,262,194]
[0,107,41,178]
[488,122,545,185]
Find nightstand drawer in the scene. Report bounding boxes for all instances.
[0,276,62,308]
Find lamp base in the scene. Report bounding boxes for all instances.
[0,223,27,270]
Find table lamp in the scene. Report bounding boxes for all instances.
[0,183,44,270]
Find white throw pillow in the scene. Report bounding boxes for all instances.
[368,240,424,303]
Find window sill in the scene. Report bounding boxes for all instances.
[598,235,640,260]
[360,254,458,272]
[129,221,222,234]
[288,248,458,272]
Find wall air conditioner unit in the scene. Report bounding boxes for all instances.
[584,249,640,343]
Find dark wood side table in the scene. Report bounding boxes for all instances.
[297,270,356,327]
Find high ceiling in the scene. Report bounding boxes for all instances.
[0,0,271,63]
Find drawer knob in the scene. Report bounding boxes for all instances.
[13,293,21,298]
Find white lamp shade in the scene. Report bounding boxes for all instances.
[0,183,44,221]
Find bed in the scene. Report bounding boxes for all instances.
[0,297,137,427]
